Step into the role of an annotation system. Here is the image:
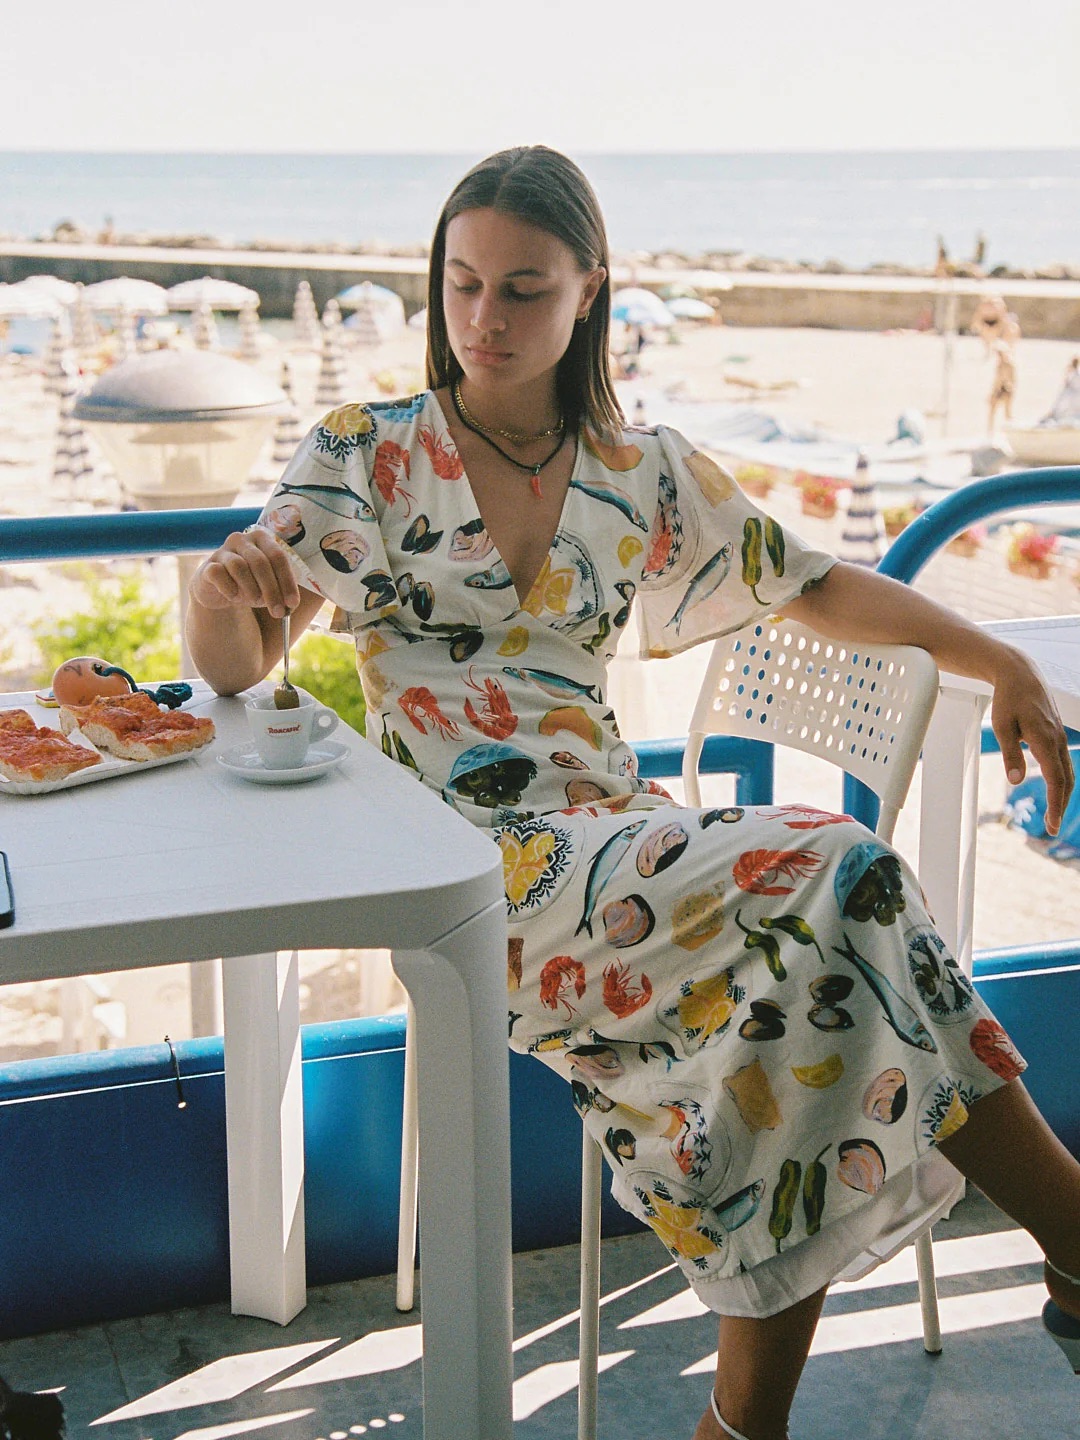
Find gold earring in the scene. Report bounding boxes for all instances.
[577,310,591,324]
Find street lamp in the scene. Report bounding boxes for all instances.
[75,350,286,1039]
[75,350,286,673]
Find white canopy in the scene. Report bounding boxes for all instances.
[0,282,62,318]
[167,276,262,311]
[81,278,170,315]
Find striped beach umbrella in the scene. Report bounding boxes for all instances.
[43,309,73,396]
[292,279,320,347]
[70,284,99,352]
[237,301,262,362]
[272,360,303,466]
[113,306,137,365]
[838,452,885,568]
[338,281,405,345]
[191,300,220,351]
[314,300,346,407]
[52,357,95,497]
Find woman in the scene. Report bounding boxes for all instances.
[187,147,1079,1440]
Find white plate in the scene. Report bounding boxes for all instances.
[0,706,214,796]
[217,740,349,785]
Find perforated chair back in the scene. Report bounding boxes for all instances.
[682,617,940,842]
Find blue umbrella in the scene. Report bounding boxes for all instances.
[610,287,674,328]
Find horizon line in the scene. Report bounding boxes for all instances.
[3,144,1079,159]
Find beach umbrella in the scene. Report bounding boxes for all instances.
[610,287,675,327]
[292,279,320,346]
[314,301,346,407]
[166,276,261,311]
[70,283,99,351]
[0,282,62,319]
[43,309,73,395]
[112,306,138,365]
[51,357,95,497]
[237,301,262,362]
[191,300,220,351]
[666,296,716,321]
[336,281,406,340]
[272,359,303,465]
[838,452,885,568]
[81,277,169,315]
[17,274,80,307]
[344,297,381,347]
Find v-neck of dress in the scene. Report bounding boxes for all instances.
[427,390,585,612]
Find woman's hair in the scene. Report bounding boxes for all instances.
[425,146,624,439]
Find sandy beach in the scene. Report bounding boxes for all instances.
[0,312,1077,1059]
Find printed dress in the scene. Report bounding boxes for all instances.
[258,391,1026,1317]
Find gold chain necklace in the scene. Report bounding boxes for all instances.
[452,380,563,444]
[449,383,566,499]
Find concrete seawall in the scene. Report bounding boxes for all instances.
[3,241,1080,337]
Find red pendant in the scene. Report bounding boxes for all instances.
[530,474,543,500]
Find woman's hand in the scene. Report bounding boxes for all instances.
[186,527,323,696]
[988,643,1074,834]
[190,526,301,620]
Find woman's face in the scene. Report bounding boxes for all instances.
[443,208,604,393]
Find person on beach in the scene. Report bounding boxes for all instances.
[186,146,1079,1440]
[988,337,1017,432]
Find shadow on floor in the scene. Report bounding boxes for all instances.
[0,1190,1074,1440]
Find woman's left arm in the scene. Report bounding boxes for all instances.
[783,561,1075,834]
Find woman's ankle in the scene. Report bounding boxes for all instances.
[1045,1257,1080,1319]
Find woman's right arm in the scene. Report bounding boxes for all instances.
[185,527,326,695]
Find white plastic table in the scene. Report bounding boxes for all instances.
[919,615,1080,973]
[0,684,513,1440]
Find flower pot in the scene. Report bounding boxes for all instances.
[884,516,913,538]
[801,495,838,519]
[740,477,774,499]
[1007,556,1055,581]
[945,535,981,558]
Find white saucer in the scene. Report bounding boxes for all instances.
[217,740,348,785]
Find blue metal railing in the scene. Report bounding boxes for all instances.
[0,506,261,562]
[843,464,1080,823]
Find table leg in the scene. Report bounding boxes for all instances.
[919,688,989,973]
[392,898,513,1440]
[222,949,307,1325]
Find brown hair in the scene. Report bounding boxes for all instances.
[425,146,624,439]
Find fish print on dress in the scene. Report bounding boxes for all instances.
[258,391,1028,1312]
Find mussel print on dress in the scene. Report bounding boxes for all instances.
[258,392,1028,1317]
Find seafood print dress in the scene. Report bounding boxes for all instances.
[258,392,1026,1318]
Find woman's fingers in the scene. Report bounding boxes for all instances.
[991,679,1075,835]
[192,529,300,616]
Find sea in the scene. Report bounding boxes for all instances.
[3,149,1079,272]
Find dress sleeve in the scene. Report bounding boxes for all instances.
[636,426,836,659]
[255,405,401,631]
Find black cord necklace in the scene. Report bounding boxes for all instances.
[450,384,566,499]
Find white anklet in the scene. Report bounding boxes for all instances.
[710,1389,752,1440]
[1047,1257,1080,1287]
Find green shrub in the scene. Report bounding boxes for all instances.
[32,567,179,684]
[286,632,366,735]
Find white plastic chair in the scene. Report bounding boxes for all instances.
[400,616,946,1440]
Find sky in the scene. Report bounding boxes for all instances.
[3,0,1078,153]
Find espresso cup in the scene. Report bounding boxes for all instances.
[246,693,339,769]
